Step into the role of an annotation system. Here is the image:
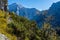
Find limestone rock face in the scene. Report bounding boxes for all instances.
[0,34,8,40]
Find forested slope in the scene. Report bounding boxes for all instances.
[0,10,60,40]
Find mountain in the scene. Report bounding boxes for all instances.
[47,1,60,35]
[8,3,46,27]
[8,3,24,15]
[48,1,60,28]
[8,1,60,29]
[8,3,41,20]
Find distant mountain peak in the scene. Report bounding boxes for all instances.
[16,3,24,8]
[9,3,24,8]
[56,1,60,3]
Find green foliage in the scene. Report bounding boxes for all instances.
[0,10,60,40]
[0,10,17,40]
[7,12,59,40]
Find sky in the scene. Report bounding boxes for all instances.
[8,0,60,11]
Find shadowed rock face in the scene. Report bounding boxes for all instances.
[0,34,8,40]
[0,0,4,10]
[0,0,7,11]
[47,1,60,35]
[48,1,60,27]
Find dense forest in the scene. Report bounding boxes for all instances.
[0,10,60,40]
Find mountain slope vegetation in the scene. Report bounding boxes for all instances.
[0,10,17,40]
[0,10,60,40]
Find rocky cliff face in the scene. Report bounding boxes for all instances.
[48,1,60,28]
[47,1,60,35]
[0,34,8,40]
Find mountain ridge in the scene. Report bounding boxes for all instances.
[8,1,60,29]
